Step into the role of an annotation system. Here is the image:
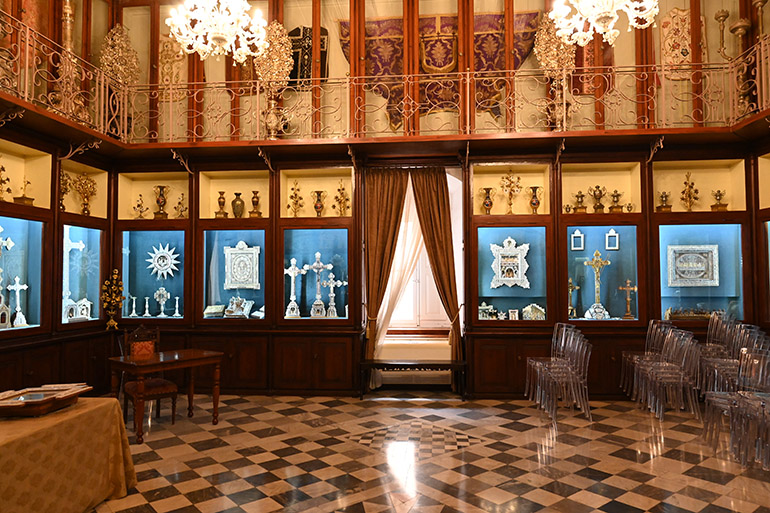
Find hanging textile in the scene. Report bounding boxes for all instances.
[288,26,329,83]
[660,8,708,81]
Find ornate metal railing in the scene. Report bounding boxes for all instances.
[0,8,768,145]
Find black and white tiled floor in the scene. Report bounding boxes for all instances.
[97,392,770,513]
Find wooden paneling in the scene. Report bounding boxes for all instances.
[22,345,60,387]
[273,335,355,391]
[0,351,22,392]
[273,338,313,390]
[316,338,353,390]
[472,338,514,394]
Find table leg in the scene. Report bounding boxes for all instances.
[187,369,195,418]
[110,369,120,398]
[135,375,145,444]
[212,363,220,425]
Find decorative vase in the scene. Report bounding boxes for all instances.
[215,191,228,218]
[153,185,168,219]
[231,192,245,218]
[264,97,283,140]
[313,190,326,217]
[249,190,262,217]
[480,187,494,215]
[529,186,541,214]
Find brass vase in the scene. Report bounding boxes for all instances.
[313,190,326,217]
[249,190,262,217]
[153,185,168,219]
[231,192,245,218]
[264,97,284,140]
[529,186,541,214]
[215,191,228,218]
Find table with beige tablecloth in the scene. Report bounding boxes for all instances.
[0,397,137,513]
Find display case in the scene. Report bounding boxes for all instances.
[471,163,550,215]
[283,228,349,319]
[60,161,109,218]
[652,160,745,213]
[659,223,744,320]
[61,225,101,324]
[199,170,270,219]
[0,139,52,210]
[117,172,190,220]
[561,162,642,214]
[759,153,770,210]
[202,230,266,319]
[0,215,43,330]
[476,226,547,321]
[121,230,185,319]
[280,168,353,218]
[567,225,639,320]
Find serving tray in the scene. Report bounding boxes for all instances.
[0,383,93,417]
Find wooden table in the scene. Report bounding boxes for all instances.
[109,349,224,443]
[359,359,467,400]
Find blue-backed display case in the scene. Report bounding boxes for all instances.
[203,230,266,319]
[0,215,43,330]
[121,230,185,319]
[283,228,349,319]
[477,226,547,321]
[567,225,638,320]
[62,225,101,323]
[659,223,744,320]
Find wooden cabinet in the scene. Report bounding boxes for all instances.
[22,345,60,387]
[190,335,268,390]
[472,338,515,394]
[273,336,355,392]
[61,335,112,393]
[0,351,22,391]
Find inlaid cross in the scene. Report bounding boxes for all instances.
[304,252,333,301]
[62,225,85,302]
[618,279,638,320]
[284,258,306,303]
[583,250,610,304]
[7,275,28,326]
[567,277,580,317]
[322,272,347,317]
[0,225,15,287]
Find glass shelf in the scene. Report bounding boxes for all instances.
[202,230,266,319]
[0,215,43,330]
[477,226,547,321]
[62,225,101,324]
[283,228,349,319]
[659,223,744,320]
[567,225,638,320]
[121,230,185,319]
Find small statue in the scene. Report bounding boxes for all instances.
[588,185,607,213]
[133,194,149,219]
[174,193,188,218]
[711,189,728,211]
[572,190,587,213]
[680,171,699,211]
[656,191,672,212]
[608,189,624,213]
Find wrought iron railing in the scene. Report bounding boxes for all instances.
[0,8,768,145]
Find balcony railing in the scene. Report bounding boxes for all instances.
[0,8,768,145]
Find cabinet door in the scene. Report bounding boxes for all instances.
[0,351,22,391]
[315,338,353,390]
[62,339,90,384]
[23,346,60,387]
[472,338,515,393]
[233,338,268,389]
[515,342,551,395]
[273,337,313,390]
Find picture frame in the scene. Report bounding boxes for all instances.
[490,237,530,289]
[605,228,619,251]
[570,229,584,251]
[667,244,719,287]
[224,240,261,290]
[508,309,519,320]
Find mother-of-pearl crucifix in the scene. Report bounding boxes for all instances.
[284,258,306,318]
[304,252,333,318]
[7,276,29,327]
[0,225,15,287]
[583,250,611,320]
[62,225,85,321]
[322,272,347,318]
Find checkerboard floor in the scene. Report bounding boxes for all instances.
[96,392,770,513]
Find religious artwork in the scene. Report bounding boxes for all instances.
[339,12,539,130]
[159,34,186,102]
[304,252,333,318]
[100,269,124,330]
[0,164,12,201]
[128,296,138,317]
[231,192,245,218]
[608,190,624,213]
[13,176,34,206]
[99,25,141,87]
[203,305,226,318]
[490,237,530,289]
[567,277,580,318]
[174,194,188,218]
[215,191,228,218]
[570,229,584,251]
[312,190,327,217]
[287,180,304,217]
[71,172,97,216]
[528,186,542,214]
[284,257,306,318]
[250,191,262,218]
[61,225,87,323]
[288,26,329,83]
[583,250,611,319]
[680,172,699,211]
[224,296,254,318]
[172,296,182,317]
[154,286,170,317]
[588,185,607,213]
[146,243,181,280]
[133,194,149,219]
[667,245,719,287]
[508,309,520,321]
[522,303,546,321]
[224,241,260,290]
[711,190,728,211]
[657,191,673,212]
[619,279,638,320]
[571,190,587,213]
[660,8,708,80]
[500,174,522,215]
[322,272,347,318]
[332,181,350,216]
[605,229,619,251]
[478,301,495,320]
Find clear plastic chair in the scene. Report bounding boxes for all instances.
[647,337,701,421]
[535,331,593,422]
[621,320,672,394]
[525,323,575,400]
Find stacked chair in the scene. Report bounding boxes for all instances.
[527,325,593,422]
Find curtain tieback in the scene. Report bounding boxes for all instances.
[448,303,464,324]
[366,316,379,322]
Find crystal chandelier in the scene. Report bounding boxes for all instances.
[166,0,268,64]
[550,0,659,47]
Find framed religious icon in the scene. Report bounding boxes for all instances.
[508,309,520,320]
[570,229,584,251]
[490,237,530,289]
[605,228,619,251]
[224,240,261,290]
[667,244,719,287]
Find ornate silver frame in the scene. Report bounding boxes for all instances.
[490,237,530,289]
[224,240,261,290]
[667,244,719,287]
[570,229,584,251]
[605,228,619,251]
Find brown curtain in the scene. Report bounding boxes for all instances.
[364,167,409,359]
[411,167,463,361]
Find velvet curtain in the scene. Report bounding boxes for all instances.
[364,167,409,359]
[411,167,463,361]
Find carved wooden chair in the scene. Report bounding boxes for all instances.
[122,325,177,428]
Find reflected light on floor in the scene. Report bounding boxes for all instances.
[385,441,417,497]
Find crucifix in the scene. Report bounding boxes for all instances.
[7,276,28,327]
[284,258,306,318]
[62,225,85,320]
[567,277,580,318]
[154,287,170,317]
[618,279,638,320]
[0,225,15,288]
[322,272,347,318]
[304,252,333,318]
[583,250,611,319]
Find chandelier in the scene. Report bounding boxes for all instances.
[550,0,659,47]
[166,0,268,64]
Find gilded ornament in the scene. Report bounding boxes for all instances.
[71,172,97,216]
[254,21,294,139]
[153,185,170,219]
[12,176,34,206]
[588,185,607,213]
[618,279,638,320]
[133,194,149,219]
[0,164,11,202]
[287,181,304,217]
[711,189,728,211]
[534,14,576,130]
[59,172,72,211]
[249,190,262,218]
[680,171,699,211]
[499,173,522,214]
[331,181,350,216]
[174,193,188,218]
[99,24,141,86]
[608,189,625,213]
[656,191,673,212]
[572,190,587,213]
[100,268,125,330]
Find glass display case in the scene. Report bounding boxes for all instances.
[0,215,43,330]
[121,230,185,319]
[659,224,744,320]
[477,226,547,321]
[283,228,349,319]
[62,225,101,323]
[472,163,551,216]
[567,225,638,320]
[203,230,266,319]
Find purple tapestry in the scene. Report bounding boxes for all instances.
[339,12,539,129]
